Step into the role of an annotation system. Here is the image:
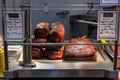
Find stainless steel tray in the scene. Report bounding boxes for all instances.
[18,50,104,62]
[4,46,118,78]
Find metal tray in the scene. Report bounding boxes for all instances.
[18,50,104,62]
[3,48,115,78]
[4,46,118,78]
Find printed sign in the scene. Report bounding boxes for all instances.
[100,0,118,4]
[97,11,118,40]
[4,12,24,41]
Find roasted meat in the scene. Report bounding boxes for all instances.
[32,38,47,48]
[32,48,43,59]
[64,37,97,60]
[64,54,97,61]
[45,46,64,60]
[32,38,47,43]
[34,22,50,38]
[48,22,65,43]
[45,45,63,51]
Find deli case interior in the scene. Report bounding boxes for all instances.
[0,0,119,79]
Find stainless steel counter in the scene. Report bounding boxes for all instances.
[4,46,118,79]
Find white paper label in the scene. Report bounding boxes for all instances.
[4,12,24,41]
[97,11,118,40]
[101,0,118,4]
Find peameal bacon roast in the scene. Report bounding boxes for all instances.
[64,37,97,61]
[32,38,47,49]
[34,22,50,39]
[44,46,64,60]
[32,21,65,60]
[32,48,43,59]
[48,22,65,43]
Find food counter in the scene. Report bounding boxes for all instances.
[0,0,119,79]
[3,44,117,78]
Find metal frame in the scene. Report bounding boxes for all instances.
[1,0,119,79]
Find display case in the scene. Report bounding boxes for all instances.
[0,0,119,79]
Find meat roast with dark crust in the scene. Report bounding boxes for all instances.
[64,37,97,61]
[32,48,43,59]
[48,22,65,43]
[32,38,47,49]
[45,46,64,60]
[34,22,50,38]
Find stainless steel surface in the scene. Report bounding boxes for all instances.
[18,50,105,62]
[18,69,118,78]
[3,46,118,78]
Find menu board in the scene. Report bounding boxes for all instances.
[4,12,24,41]
[97,11,118,40]
[100,0,118,5]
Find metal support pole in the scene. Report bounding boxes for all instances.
[113,40,118,70]
[19,0,35,67]
[4,41,8,70]
[2,0,9,71]
[113,8,119,70]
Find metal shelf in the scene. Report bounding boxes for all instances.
[4,46,118,78]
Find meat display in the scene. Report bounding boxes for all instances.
[32,48,43,59]
[32,21,97,61]
[32,21,65,60]
[64,37,97,61]
[48,22,65,43]
[34,22,50,39]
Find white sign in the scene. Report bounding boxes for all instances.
[4,12,24,41]
[100,0,118,5]
[97,11,118,40]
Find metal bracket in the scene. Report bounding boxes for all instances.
[19,61,36,68]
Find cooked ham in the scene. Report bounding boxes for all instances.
[34,22,50,38]
[64,37,97,58]
[32,48,43,59]
[48,22,65,43]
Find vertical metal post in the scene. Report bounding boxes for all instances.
[23,9,31,64]
[2,0,9,70]
[4,41,8,70]
[113,40,118,70]
[113,8,119,70]
[19,0,35,67]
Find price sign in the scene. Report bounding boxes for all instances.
[97,11,118,40]
[100,0,118,5]
[4,12,24,41]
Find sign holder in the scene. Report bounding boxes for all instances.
[100,0,119,5]
[97,11,118,40]
[4,12,24,41]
